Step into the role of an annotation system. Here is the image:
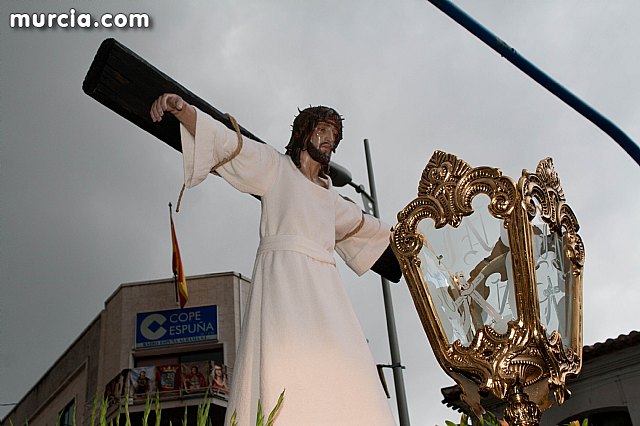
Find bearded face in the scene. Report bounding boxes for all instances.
[306,141,331,165]
[285,106,343,173]
[305,122,338,165]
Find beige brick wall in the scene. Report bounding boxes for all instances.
[28,365,88,426]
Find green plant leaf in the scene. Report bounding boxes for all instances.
[485,412,494,422]
[154,392,162,426]
[196,393,211,426]
[90,390,100,426]
[229,409,238,426]
[123,393,131,426]
[114,401,120,426]
[266,390,285,426]
[445,421,458,426]
[142,392,152,426]
[256,399,264,426]
[461,413,469,426]
[73,405,78,426]
[100,394,109,426]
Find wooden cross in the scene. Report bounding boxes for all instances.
[82,38,352,187]
[82,38,400,282]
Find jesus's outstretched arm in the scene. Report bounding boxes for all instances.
[150,93,196,136]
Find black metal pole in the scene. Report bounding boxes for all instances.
[426,0,640,167]
[363,139,411,426]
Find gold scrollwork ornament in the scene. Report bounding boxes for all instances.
[392,151,583,425]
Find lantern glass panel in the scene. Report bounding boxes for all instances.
[417,196,518,346]
[532,200,575,350]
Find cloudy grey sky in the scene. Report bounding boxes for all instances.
[1,0,639,424]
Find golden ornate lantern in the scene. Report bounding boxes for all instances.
[391,151,584,425]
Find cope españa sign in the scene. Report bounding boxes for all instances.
[136,305,218,348]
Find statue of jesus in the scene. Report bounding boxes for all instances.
[151,94,398,425]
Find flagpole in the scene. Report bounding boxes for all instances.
[363,139,410,425]
[346,140,411,425]
[169,202,179,306]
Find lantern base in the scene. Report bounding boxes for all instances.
[504,383,542,426]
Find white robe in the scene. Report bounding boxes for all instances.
[181,109,396,426]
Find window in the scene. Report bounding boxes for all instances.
[58,399,75,426]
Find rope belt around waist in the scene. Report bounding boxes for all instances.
[257,235,336,266]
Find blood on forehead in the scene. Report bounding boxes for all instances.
[315,121,339,138]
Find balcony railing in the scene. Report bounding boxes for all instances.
[104,362,233,408]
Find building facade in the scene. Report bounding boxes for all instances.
[2,272,250,426]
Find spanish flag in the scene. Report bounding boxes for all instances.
[170,204,188,308]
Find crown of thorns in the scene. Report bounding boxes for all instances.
[286,106,343,154]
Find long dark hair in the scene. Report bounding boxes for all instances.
[285,106,343,175]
